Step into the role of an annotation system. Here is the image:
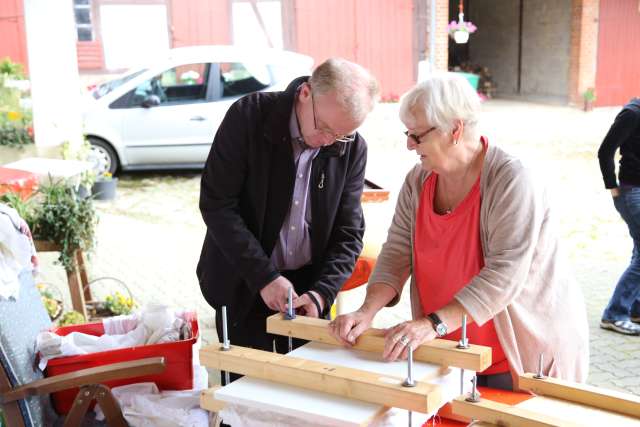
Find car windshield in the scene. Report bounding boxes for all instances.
[92,69,147,99]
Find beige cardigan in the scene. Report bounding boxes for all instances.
[368,144,589,382]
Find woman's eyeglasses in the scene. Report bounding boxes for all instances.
[404,127,436,144]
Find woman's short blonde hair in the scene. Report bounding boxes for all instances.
[309,58,380,123]
[399,72,481,134]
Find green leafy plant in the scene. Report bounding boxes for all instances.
[58,310,86,326]
[31,180,97,270]
[0,191,35,222]
[0,57,25,80]
[2,182,98,270]
[0,116,33,148]
[583,87,596,103]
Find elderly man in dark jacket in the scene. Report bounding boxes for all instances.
[197,58,379,370]
[598,97,640,335]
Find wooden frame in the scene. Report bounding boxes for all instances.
[518,373,640,419]
[199,344,442,413]
[266,313,492,371]
[34,240,90,318]
[0,357,165,427]
[449,373,640,426]
[450,396,581,427]
[200,385,226,413]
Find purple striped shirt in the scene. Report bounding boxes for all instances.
[270,106,320,271]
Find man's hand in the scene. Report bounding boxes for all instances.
[328,308,374,347]
[611,187,621,198]
[260,276,297,312]
[292,291,325,318]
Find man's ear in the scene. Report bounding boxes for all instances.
[299,82,312,102]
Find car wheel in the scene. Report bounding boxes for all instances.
[88,138,119,175]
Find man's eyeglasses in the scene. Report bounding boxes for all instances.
[310,90,356,143]
[404,127,437,144]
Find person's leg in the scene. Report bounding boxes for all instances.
[602,188,640,334]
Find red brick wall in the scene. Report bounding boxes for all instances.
[435,0,449,71]
[568,0,599,106]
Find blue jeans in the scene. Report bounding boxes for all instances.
[603,186,640,321]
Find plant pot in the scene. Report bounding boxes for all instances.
[454,30,469,44]
[76,184,91,199]
[91,178,117,200]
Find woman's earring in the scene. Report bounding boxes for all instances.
[453,139,459,145]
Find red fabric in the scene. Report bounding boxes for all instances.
[413,143,508,375]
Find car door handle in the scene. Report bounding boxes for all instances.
[190,116,206,121]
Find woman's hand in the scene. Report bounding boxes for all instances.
[328,309,375,347]
[383,318,437,362]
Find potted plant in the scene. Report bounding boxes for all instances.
[448,20,478,44]
[583,87,596,112]
[58,310,86,326]
[37,282,64,321]
[84,277,136,320]
[91,171,117,200]
[5,179,98,271]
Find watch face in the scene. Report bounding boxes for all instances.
[436,323,447,337]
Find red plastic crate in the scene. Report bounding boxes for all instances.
[44,314,199,415]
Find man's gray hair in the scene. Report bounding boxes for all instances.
[309,58,379,123]
[399,72,481,134]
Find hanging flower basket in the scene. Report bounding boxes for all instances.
[448,20,478,44]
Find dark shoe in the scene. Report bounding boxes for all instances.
[600,319,640,335]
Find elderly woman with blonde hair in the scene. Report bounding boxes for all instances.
[329,73,589,389]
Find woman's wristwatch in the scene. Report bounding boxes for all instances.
[427,312,448,337]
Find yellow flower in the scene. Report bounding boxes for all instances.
[7,111,22,121]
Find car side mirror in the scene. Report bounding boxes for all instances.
[141,95,161,108]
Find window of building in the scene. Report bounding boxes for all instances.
[74,0,94,41]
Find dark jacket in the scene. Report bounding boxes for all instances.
[197,77,366,322]
[598,98,640,189]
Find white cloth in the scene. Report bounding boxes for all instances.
[37,306,189,370]
[94,383,208,427]
[0,203,36,300]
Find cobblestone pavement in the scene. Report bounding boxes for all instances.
[38,100,639,394]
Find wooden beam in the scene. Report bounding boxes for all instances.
[266,313,492,371]
[451,396,581,427]
[518,373,640,419]
[199,344,442,414]
[200,386,226,412]
[3,357,165,403]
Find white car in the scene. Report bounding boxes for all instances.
[84,46,313,174]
